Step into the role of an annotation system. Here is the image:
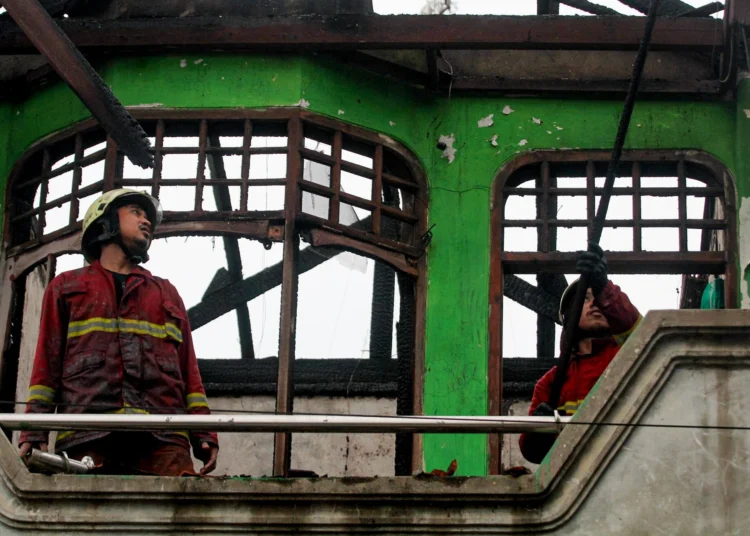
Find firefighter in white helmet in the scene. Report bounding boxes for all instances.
[19,189,219,476]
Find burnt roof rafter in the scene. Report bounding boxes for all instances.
[0,15,724,54]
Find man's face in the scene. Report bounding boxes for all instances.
[577,287,610,332]
[117,203,152,254]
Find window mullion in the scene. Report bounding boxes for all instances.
[273,116,303,477]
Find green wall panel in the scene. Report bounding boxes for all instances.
[0,54,741,476]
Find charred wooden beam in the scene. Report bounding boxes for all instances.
[618,0,694,16]
[503,274,561,325]
[1,0,153,168]
[537,0,560,15]
[561,0,620,15]
[187,217,373,332]
[206,134,255,360]
[0,15,723,53]
[679,2,724,17]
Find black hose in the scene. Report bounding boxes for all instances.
[547,0,661,409]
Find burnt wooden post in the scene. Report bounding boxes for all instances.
[273,116,302,477]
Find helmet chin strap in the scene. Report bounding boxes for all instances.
[90,210,150,264]
[115,234,150,264]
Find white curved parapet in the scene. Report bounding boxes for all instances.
[0,310,748,534]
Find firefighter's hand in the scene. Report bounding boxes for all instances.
[576,242,608,294]
[18,441,47,464]
[197,442,219,475]
[532,403,557,417]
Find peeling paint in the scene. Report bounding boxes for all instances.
[738,197,750,308]
[502,106,514,115]
[180,59,187,68]
[389,121,397,127]
[127,103,164,109]
[555,126,564,131]
[438,134,457,164]
[519,139,528,146]
[338,110,346,115]
[272,74,278,82]
[637,123,643,127]
[194,59,204,65]
[547,130,552,134]
[477,114,494,128]
[744,109,750,119]
[490,134,498,147]
[532,117,542,125]
[378,133,396,145]
[296,99,311,109]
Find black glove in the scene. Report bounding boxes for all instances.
[532,402,557,417]
[576,242,608,295]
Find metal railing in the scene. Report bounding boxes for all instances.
[1,413,568,434]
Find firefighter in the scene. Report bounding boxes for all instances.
[519,244,641,464]
[18,189,219,476]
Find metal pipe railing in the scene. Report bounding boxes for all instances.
[2,413,569,434]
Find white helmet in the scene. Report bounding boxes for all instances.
[81,188,162,262]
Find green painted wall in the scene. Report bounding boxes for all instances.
[0,54,741,476]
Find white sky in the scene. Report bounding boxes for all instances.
[30,0,727,361]
[373,0,722,16]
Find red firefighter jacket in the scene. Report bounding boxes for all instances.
[519,281,640,464]
[20,260,218,454]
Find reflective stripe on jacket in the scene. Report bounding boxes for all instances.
[20,260,218,454]
[519,280,641,464]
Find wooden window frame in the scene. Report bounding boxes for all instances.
[0,109,429,477]
[487,149,738,474]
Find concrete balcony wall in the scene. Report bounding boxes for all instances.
[0,310,747,533]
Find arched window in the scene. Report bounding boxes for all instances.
[0,110,428,477]
[489,150,737,473]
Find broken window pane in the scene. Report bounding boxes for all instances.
[642,228,680,251]
[641,195,678,219]
[596,194,633,220]
[80,160,105,189]
[600,227,633,251]
[304,138,332,156]
[249,154,287,179]
[340,202,371,225]
[504,195,536,220]
[46,171,73,204]
[203,186,241,211]
[555,195,586,221]
[162,154,198,179]
[247,186,285,211]
[342,149,373,169]
[340,170,371,201]
[301,193,330,218]
[146,237,283,360]
[251,136,287,148]
[296,248,399,359]
[44,202,71,233]
[158,186,197,211]
[504,227,538,252]
[556,227,588,251]
[302,160,332,188]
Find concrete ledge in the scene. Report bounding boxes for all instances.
[0,310,747,533]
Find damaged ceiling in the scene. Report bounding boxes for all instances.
[0,0,736,98]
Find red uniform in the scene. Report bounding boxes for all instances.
[519,281,640,464]
[20,260,218,456]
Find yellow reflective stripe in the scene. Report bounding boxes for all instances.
[186,393,209,409]
[55,407,189,442]
[557,400,585,413]
[67,317,183,343]
[27,394,54,403]
[28,385,55,403]
[614,314,643,346]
